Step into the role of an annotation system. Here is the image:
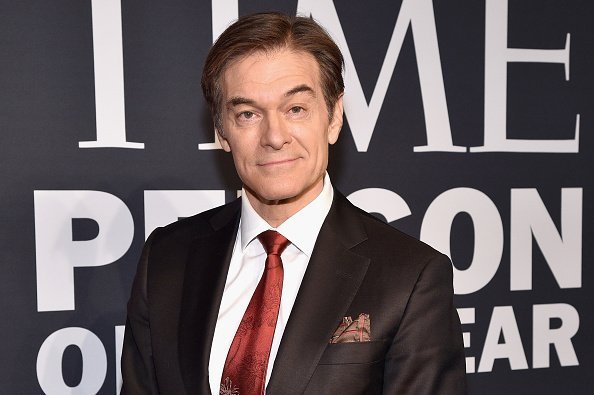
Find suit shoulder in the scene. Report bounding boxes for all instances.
[149,199,240,245]
[348,200,446,264]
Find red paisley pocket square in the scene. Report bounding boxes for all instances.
[329,313,371,343]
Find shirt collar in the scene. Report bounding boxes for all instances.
[239,173,334,257]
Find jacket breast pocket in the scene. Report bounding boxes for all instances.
[305,341,388,394]
[318,340,388,365]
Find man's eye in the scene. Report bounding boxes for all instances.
[239,111,254,119]
[289,106,303,114]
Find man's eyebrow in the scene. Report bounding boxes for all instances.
[227,96,255,107]
[285,84,315,98]
[226,85,315,107]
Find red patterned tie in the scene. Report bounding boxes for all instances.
[220,230,290,395]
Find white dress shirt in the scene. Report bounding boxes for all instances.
[208,173,334,394]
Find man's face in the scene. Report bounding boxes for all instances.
[217,48,343,211]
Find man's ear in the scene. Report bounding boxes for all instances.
[216,126,232,152]
[328,94,344,145]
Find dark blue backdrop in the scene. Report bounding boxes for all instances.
[1,0,592,393]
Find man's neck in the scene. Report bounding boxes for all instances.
[244,178,324,228]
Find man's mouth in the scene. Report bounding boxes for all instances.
[258,158,299,167]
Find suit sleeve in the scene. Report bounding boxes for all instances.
[120,231,159,395]
[383,254,467,394]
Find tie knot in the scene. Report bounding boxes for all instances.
[258,230,290,257]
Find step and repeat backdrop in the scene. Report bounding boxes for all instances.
[1,0,592,393]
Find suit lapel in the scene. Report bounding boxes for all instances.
[178,200,240,394]
[267,193,370,394]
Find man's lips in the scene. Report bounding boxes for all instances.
[257,158,299,167]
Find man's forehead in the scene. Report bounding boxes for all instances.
[220,48,321,98]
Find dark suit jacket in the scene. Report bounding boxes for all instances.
[121,191,466,394]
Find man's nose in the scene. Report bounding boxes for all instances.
[260,113,292,149]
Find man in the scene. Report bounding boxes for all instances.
[122,12,466,394]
